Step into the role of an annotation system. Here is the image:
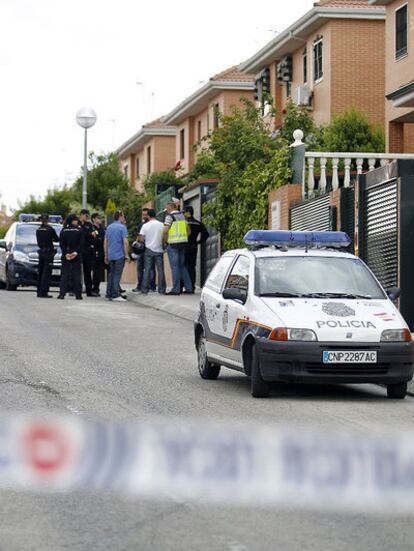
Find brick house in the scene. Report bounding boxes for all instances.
[240,0,386,130]
[116,118,176,192]
[162,66,255,174]
[370,0,414,152]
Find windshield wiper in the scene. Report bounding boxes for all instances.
[259,292,303,298]
[301,292,372,299]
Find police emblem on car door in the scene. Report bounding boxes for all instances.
[220,255,251,363]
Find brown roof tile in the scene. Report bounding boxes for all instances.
[210,65,255,83]
[314,0,382,7]
[143,117,175,129]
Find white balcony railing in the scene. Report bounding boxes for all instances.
[304,151,414,197]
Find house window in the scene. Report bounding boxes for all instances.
[136,157,140,178]
[123,164,129,179]
[396,4,408,59]
[147,146,151,173]
[180,129,185,160]
[286,82,292,98]
[303,48,308,83]
[197,120,202,141]
[313,37,323,82]
[213,103,220,129]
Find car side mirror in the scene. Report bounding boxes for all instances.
[0,240,7,251]
[386,286,401,301]
[222,287,247,304]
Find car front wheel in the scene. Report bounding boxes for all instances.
[387,382,407,399]
[251,344,271,398]
[197,332,220,380]
[5,269,17,291]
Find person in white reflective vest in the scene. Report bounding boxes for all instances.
[163,202,193,295]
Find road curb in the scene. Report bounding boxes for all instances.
[127,293,197,322]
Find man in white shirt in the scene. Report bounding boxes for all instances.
[139,209,166,294]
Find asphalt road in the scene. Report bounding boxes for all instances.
[1,288,414,551]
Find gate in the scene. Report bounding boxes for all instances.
[290,194,331,231]
[359,178,398,290]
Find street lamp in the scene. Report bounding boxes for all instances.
[76,107,97,209]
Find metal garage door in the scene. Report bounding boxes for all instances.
[290,194,330,231]
[360,179,398,290]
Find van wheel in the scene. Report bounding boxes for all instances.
[387,382,407,399]
[5,270,17,291]
[251,344,270,398]
[197,333,220,380]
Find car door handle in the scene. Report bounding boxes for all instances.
[216,303,221,309]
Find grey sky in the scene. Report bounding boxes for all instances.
[0,0,312,210]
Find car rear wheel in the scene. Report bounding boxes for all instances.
[251,344,270,398]
[0,279,5,289]
[197,333,220,380]
[386,382,407,399]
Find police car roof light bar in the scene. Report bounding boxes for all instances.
[19,214,40,222]
[243,230,351,249]
[18,213,63,223]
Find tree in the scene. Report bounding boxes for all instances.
[15,185,75,219]
[72,152,130,211]
[320,107,385,153]
[189,99,292,250]
[279,99,320,147]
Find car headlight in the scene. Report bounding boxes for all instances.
[13,250,30,263]
[269,327,318,342]
[380,329,412,342]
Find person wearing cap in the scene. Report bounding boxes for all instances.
[91,212,105,295]
[58,214,83,300]
[36,213,59,298]
[183,205,209,292]
[79,209,99,297]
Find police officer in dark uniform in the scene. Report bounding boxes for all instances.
[183,205,209,291]
[79,209,98,297]
[36,213,59,298]
[58,214,83,300]
[91,212,105,295]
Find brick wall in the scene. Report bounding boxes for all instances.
[268,185,302,229]
[330,19,385,127]
[389,121,404,153]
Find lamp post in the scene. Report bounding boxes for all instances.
[76,107,97,209]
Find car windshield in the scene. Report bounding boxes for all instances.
[15,224,62,246]
[255,256,386,299]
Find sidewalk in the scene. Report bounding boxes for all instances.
[123,284,199,322]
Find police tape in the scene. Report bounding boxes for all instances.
[1,415,414,512]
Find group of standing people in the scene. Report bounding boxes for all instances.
[36,209,106,300]
[36,201,209,301]
[133,202,209,296]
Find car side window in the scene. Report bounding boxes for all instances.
[225,255,250,291]
[205,255,234,293]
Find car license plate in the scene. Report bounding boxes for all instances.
[52,269,60,276]
[323,351,377,364]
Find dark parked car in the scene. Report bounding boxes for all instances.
[0,218,62,291]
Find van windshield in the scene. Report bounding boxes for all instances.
[255,256,386,299]
[15,224,62,246]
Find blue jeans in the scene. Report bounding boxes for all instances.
[142,250,166,293]
[136,254,155,290]
[167,245,193,294]
[106,258,125,299]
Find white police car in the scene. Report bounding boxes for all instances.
[194,230,414,399]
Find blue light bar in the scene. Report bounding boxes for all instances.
[18,214,39,222]
[243,230,351,249]
[18,214,63,223]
